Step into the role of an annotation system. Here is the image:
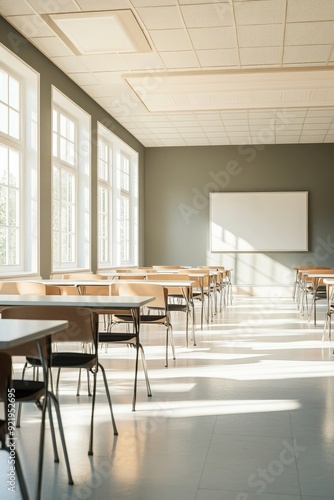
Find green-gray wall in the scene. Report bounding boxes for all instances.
[144,145,334,285]
[0,16,145,278]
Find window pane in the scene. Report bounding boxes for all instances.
[0,186,7,225]
[9,76,20,110]
[60,137,67,162]
[9,109,20,139]
[0,227,6,265]
[52,109,58,132]
[0,70,8,104]
[0,146,8,184]
[0,103,8,135]
[52,131,58,157]
[8,228,19,265]
[60,114,67,137]
[8,187,19,226]
[8,150,19,187]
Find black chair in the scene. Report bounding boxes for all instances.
[0,352,30,500]
[2,306,118,457]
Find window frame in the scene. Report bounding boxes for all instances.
[0,46,39,278]
[51,87,91,274]
[97,122,138,270]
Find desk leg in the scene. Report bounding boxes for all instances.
[131,307,140,412]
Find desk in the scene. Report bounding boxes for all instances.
[322,279,334,340]
[0,318,68,500]
[0,294,154,412]
[41,279,196,345]
[301,271,334,324]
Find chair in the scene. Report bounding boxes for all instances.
[111,282,175,367]
[146,273,196,347]
[180,270,212,328]
[292,266,329,309]
[0,352,30,500]
[323,281,334,340]
[299,269,334,324]
[2,306,118,456]
[0,311,74,499]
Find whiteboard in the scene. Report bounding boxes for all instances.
[210,192,308,252]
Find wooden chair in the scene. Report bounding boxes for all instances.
[111,282,175,367]
[323,281,334,340]
[146,273,195,347]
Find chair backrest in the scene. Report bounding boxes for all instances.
[146,273,191,297]
[111,282,168,310]
[62,273,106,280]
[180,269,210,290]
[0,281,46,295]
[0,352,12,399]
[81,284,111,296]
[1,306,99,355]
[152,265,183,269]
[0,352,12,438]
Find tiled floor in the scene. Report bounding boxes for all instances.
[1,292,334,500]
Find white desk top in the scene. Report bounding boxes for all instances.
[0,294,154,309]
[306,272,334,278]
[42,279,193,286]
[0,319,68,349]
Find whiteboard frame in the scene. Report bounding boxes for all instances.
[210,191,308,253]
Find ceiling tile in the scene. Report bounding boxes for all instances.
[197,48,239,67]
[76,0,132,8]
[136,6,184,29]
[240,46,282,66]
[221,111,248,119]
[189,27,236,50]
[68,73,100,86]
[234,0,286,26]
[299,135,324,142]
[208,137,231,145]
[237,24,284,48]
[120,52,165,70]
[30,36,73,57]
[181,3,233,28]
[276,136,300,143]
[51,55,89,73]
[306,108,334,116]
[7,14,55,37]
[149,29,191,51]
[79,54,128,72]
[94,72,124,85]
[131,0,176,6]
[287,0,334,22]
[160,51,199,68]
[185,138,210,145]
[285,22,334,45]
[26,0,80,13]
[0,0,35,15]
[180,0,226,4]
[304,116,332,123]
[283,45,332,64]
[302,124,329,132]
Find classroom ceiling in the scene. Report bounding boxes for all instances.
[2,0,334,147]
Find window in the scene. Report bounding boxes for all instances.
[97,123,138,268]
[97,138,112,265]
[0,46,38,276]
[52,88,90,272]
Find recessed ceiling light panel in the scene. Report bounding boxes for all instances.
[46,10,151,54]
